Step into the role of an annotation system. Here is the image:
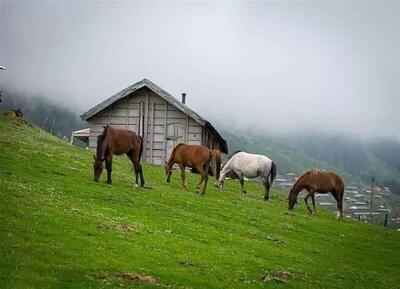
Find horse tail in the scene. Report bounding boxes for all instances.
[269,161,277,186]
[214,150,221,179]
[98,125,109,161]
[205,150,213,172]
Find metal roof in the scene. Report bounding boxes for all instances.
[80,78,228,153]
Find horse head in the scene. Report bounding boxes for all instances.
[164,160,172,183]
[93,154,104,182]
[288,189,297,210]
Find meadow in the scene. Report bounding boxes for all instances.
[0,118,399,289]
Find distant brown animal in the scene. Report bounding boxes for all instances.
[3,108,23,118]
[165,143,213,194]
[288,170,344,218]
[93,125,145,187]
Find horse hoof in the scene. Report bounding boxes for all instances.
[106,181,112,185]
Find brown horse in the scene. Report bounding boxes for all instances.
[191,149,222,179]
[93,125,145,187]
[165,143,213,194]
[288,170,344,218]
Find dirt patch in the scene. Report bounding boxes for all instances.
[265,235,283,243]
[261,270,294,283]
[279,223,294,231]
[179,260,197,267]
[120,272,157,284]
[97,222,139,234]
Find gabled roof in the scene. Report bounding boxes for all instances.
[80,78,228,153]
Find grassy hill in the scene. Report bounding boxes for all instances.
[0,118,399,289]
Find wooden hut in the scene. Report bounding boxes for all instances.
[80,78,228,164]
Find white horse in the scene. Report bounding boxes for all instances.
[214,151,277,201]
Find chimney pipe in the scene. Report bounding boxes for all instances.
[181,93,186,104]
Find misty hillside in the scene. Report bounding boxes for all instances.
[224,130,400,194]
[0,90,86,140]
[2,92,400,194]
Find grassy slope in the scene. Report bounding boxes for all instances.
[0,118,399,289]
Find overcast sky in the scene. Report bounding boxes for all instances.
[0,1,399,137]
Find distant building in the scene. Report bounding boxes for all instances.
[80,79,228,164]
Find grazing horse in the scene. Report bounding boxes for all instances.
[165,144,213,194]
[93,125,145,187]
[215,151,277,201]
[191,149,222,179]
[288,170,344,218]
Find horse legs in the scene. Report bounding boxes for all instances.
[331,190,343,219]
[179,164,187,189]
[239,174,246,194]
[127,150,145,187]
[263,181,270,201]
[311,194,316,214]
[201,163,209,195]
[105,155,113,184]
[195,164,209,194]
[304,190,315,215]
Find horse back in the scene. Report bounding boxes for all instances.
[306,171,344,192]
[103,127,141,155]
[172,144,211,166]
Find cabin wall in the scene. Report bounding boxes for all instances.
[87,87,205,165]
[201,127,221,151]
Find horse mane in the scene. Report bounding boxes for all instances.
[168,143,185,163]
[291,170,320,190]
[96,125,110,161]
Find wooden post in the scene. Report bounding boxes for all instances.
[163,101,168,161]
[150,102,155,163]
[143,90,149,162]
[125,98,129,129]
[186,116,189,143]
[369,176,375,217]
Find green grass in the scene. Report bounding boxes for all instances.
[0,118,399,289]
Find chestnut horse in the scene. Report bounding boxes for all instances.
[93,125,145,187]
[165,144,213,194]
[191,149,222,179]
[288,170,344,218]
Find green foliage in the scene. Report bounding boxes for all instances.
[0,118,399,289]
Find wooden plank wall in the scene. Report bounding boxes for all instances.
[88,87,204,165]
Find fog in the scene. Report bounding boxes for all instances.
[0,1,399,138]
